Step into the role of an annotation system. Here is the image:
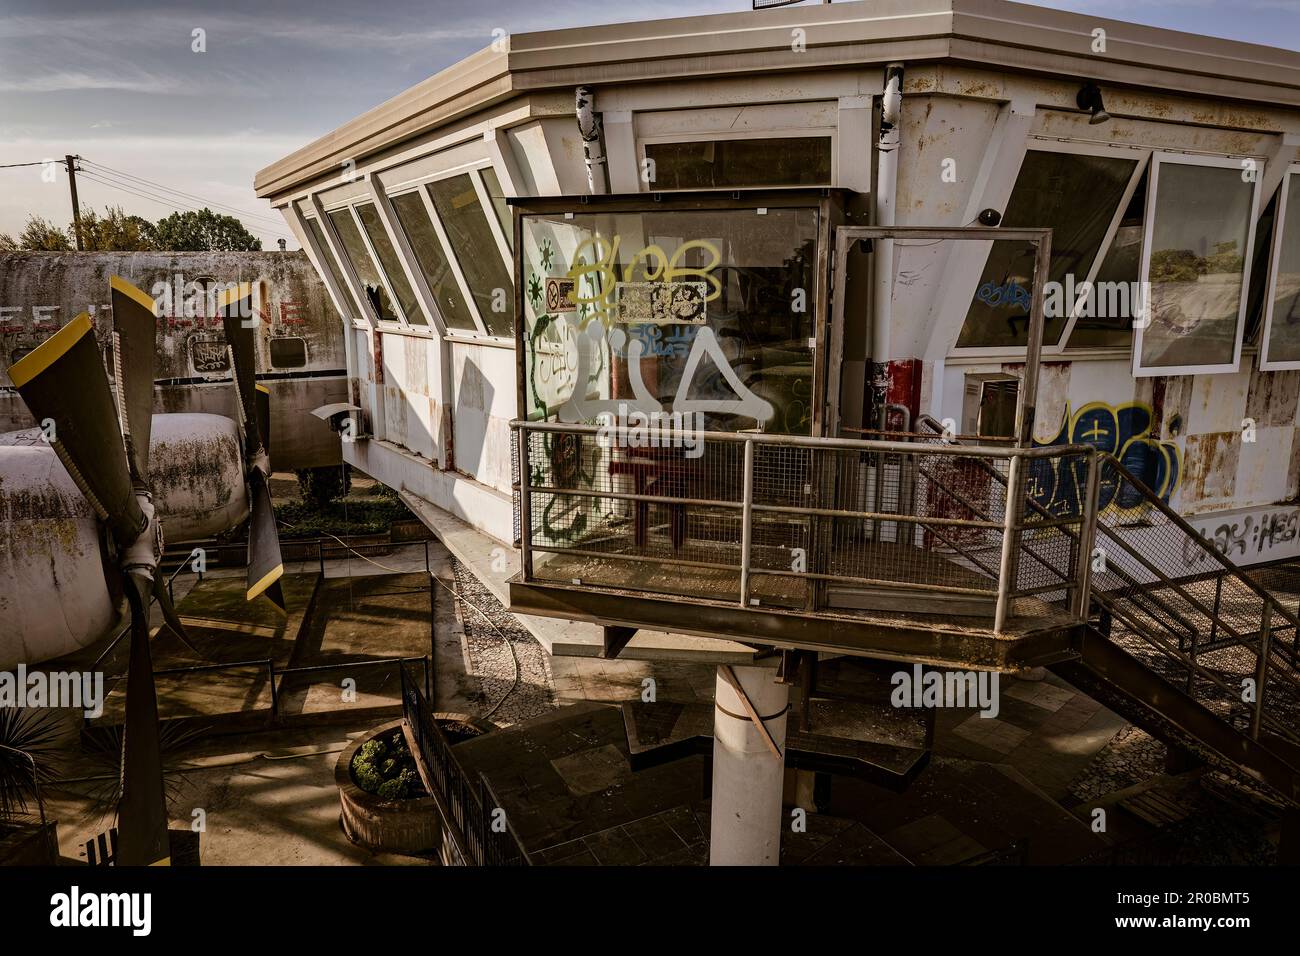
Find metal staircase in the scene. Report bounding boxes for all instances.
[915,415,1300,807]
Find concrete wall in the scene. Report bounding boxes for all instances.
[0,250,345,469]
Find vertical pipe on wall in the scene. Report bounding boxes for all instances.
[576,86,609,195]
[871,64,904,421]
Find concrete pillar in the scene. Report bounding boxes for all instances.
[710,664,789,866]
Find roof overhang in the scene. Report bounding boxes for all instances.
[256,0,1300,202]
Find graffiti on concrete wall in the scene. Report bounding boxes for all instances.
[1028,401,1182,518]
[1184,508,1300,568]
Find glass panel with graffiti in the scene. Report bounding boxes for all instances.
[957,150,1137,349]
[356,203,426,326]
[1138,160,1255,370]
[390,191,476,331]
[305,217,363,319]
[520,206,819,435]
[1264,173,1300,366]
[644,137,832,190]
[328,208,398,322]
[518,205,820,606]
[428,174,514,336]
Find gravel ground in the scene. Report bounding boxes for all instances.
[449,558,556,726]
[1068,724,1167,804]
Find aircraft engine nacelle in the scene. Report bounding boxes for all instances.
[0,439,118,669]
[150,413,250,542]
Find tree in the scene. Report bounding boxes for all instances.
[78,205,157,251]
[152,208,261,252]
[15,215,72,251]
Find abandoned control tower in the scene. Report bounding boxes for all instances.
[256,0,1300,864]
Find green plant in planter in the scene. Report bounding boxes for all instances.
[352,755,382,794]
[376,778,409,800]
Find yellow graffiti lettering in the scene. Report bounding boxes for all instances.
[567,235,723,323]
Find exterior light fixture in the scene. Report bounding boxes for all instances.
[1077,81,1111,125]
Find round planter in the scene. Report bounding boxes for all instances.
[336,719,441,855]
[335,715,494,856]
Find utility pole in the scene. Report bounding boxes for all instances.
[65,154,83,250]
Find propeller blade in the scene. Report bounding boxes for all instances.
[218,283,263,454]
[152,575,209,661]
[247,469,285,612]
[9,313,144,546]
[109,276,158,483]
[255,383,271,458]
[116,573,171,867]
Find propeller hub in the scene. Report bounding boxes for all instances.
[121,491,162,579]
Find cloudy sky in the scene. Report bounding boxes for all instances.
[1,0,1297,249]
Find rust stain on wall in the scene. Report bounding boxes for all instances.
[1183,432,1240,502]
[1245,369,1300,429]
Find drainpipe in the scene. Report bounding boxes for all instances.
[576,86,609,194]
[871,63,903,424]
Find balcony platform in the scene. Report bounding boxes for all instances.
[510,573,1081,672]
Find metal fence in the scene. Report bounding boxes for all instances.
[399,660,528,866]
[1086,456,1300,746]
[513,420,1097,632]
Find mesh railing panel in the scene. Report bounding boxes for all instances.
[1087,457,1300,745]
[516,424,1090,621]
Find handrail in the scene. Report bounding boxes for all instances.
[1098,451,1300,635]
[512,419,1090,460]
[514,418,1096,631]
[915,413,1288,641]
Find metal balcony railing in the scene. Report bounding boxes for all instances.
[512,420,1099,633]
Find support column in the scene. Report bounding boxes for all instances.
[710,664,789,866]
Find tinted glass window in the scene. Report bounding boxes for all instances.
[428,174,515,336]
[328,208,397,322]
[644,137,832,189]
[356,202,425,326]
[390,191,476,331]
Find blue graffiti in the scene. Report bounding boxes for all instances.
[1028,402,1181,519]
[610,323,700,359]
[975,280,1031,313]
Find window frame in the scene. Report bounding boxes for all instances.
[322,197,412,330]
[1132,149,1262,378]
[1260,163,1300,371]
[382,161,515,343]
[947,138,1148,360]
[295,207,365,326]
[635,129,837,193]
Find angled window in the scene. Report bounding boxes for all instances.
[389,191,477,331]
[356,202,426,326]
[956,148,1138,350]
[428,173,514,337]
[479,166,512,249]
[1133,152,1260,376]
[304,217,363,319]
[328,208,397,322]
[1066,170,1147,350]
[644,137,832,189]
[1261,167,1300,370]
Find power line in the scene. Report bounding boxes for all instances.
[82,165,290,231]
[80,159,287,229]
[77,170,295,242]
[0,160,50,169]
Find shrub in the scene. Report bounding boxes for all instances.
[352,756,382,794]
[377,778,410,800]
